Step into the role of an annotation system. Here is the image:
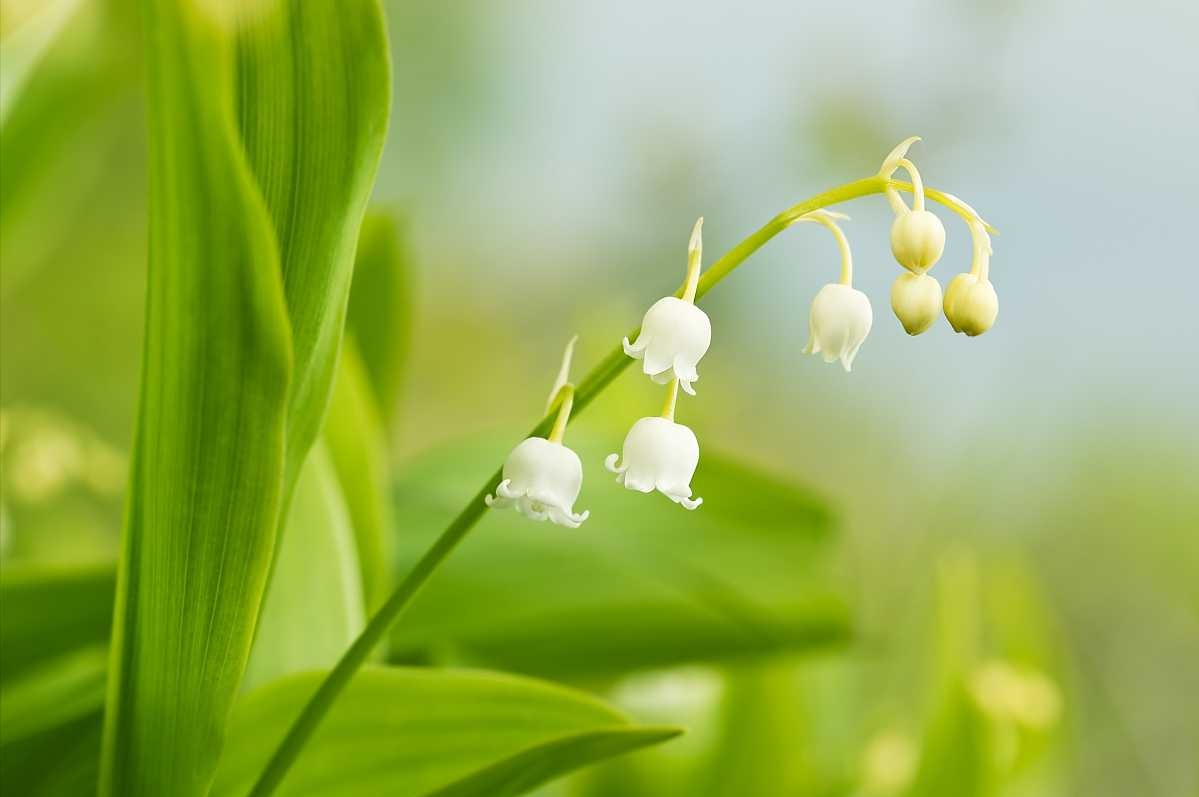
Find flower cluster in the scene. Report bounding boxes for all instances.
[487,138,997,527]
[879,137,1000,341]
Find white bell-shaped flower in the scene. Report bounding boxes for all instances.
[623,297,711,394]
[622,218,711,395]
[605,416,702,510]
[486,335,589,528]
[486,437,589,528]
[794,211,872,371]
[804,283,873,371]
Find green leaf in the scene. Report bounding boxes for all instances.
[98,1,294,793]
[0,0,138,302]
[0,711,101,797]
[345,210,412,427]
[0,562,114,684]
[389,436,849,678]
[322,337,395,610]
[903,682,992,797]
[0,646,106,746]
[243,442,366,692]
[235,0,391,492]
[0,0,84,125]
[99,0,390,793]
[210,667,681,797]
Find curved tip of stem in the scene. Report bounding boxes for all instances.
[546,335,579,412]
[879,136,922,177]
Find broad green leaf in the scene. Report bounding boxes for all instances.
[210,667,681,797]
[243,442,366,692]
[0,646,106,746]
[234,0,391,493]
[345,209,412,427]
[389,436,849,678]
[0,562,114,683]
[323,337,395,610]
[98,0,294,793]
[0,0,84,125]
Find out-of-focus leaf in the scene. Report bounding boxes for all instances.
[0,711,101,796]
[323,338,395,610]
[243,442,365,692]
[389,436,849,678]
[97,1,294,793]
[0,645,106,746]
[345,209,412,427]
[0,0,84,125]
[0,0,139,303]
[903,683,991,797]
[0,562,114,683]
[235,0,391,493]
[903,554,993,797]
[210,667,681,797]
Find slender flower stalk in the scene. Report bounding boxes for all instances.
[660,377,680,420]
[245,167,994,797]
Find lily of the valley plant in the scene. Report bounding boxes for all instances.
[248,137,1000,795]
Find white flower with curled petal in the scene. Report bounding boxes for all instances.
[485,337,589,528]
[604,380,702,510]
[622,217,711,395]
[796,210,873,372]
[486,437,589,528]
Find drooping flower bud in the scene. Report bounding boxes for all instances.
[890,272,942,335]
[604,416,702,510]
[803,283,873,371]
[943,273,998,336]
[878,136,946,273]
[944,219,999,336]
[485,437,589,527]
[623,218,712,395]
[890,210,946,273]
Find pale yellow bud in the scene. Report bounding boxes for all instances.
[890,272,942,335]
[943,273,998,336]
[890,210,946,273]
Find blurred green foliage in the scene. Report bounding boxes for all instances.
[2,0,1197,796]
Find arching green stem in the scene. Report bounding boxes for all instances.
[245,171,993,797]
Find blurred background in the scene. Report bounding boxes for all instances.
[2,0,1197,795]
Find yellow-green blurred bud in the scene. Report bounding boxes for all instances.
[890,210,946,273]
[943,273,998,336]
[890,272,942,335]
